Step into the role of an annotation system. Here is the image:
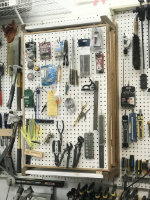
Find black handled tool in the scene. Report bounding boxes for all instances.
[0,122,18,177]
[7,65,22,109]
[14,185,24,200]
[134,0,148,90]
[19,186,33,200]
[0,63,4,106]
[17,37,22,111]
[72,136,84,168]
[63,40,69,66]
[17,121,22,173]
[122,111,129,148]
[111,185,117,200]
[146,0,150,68]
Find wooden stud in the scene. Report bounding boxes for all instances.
[0,129,13,136]
[22,33,25,173]
[111,29,116,167]
[101,16,116,31]
[23,24,106,35]
[106,24,112,172]
[114,23,120,171]
[24,149,44,158]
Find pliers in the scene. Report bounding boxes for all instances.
[58,142,73,167]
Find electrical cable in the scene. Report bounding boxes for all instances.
[5,184,11,200]
[120,169,150,200]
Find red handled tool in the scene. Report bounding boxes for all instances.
[0,63,4,106]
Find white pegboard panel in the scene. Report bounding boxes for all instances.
[0,27,20,173]
[115,11,150,189]
[23,25,108,170]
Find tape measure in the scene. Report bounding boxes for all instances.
[27,73,34,80]
[34,65,40,71]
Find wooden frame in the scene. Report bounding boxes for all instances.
[21,22,119,179]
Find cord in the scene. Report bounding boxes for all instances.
[6,184,11,200]
[120,170,150,200]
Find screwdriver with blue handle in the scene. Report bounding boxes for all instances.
[130,155,135,173]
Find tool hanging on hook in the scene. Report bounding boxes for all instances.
[146,0,150,68]
[134,0,148,90]
[132,17,141,70]
[81,79,97,91]
[123,33,131,55]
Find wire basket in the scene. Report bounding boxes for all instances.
[0,0,71,18]
[0,1,9,8]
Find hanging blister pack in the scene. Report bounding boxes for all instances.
[25,40,36,61]
[137,109,144,139]
[129,110,137,143]
[55,40,64,59]
[121,85,136,108]
[84,132,94,159]
[95,52,104,73]
[41,64,58,86]
[39,41,51,60]
[78,39,90,77]
[91,27,103,51]
[122,112,129,148]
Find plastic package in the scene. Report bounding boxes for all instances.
[41,64,58,86]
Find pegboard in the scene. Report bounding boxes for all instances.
[23,25,109,171]
[115,11,150,189]
[0,26,19,173]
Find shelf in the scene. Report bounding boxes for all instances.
[25,170,103,179]
[0,0,71,18]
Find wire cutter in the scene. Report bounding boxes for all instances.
[56,120,64,146]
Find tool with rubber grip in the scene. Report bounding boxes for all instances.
[98,114,104,168]
[14,185,24,200]
[7,67,18,109]
[0,63,4,106]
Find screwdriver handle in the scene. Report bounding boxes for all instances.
[147,121,150,126]
[0,90,2,106]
